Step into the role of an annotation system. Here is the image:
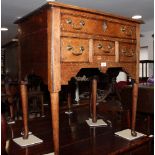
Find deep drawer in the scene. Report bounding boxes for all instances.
[119,42,136,62]
[61,37,89,62]
[94,40,115,56]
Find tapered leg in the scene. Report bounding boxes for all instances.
[50,92,59,155]
[131,82,138,136]
[20,81,29,139]
[92,77,97,123]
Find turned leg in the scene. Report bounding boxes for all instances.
[20,81,29,139]
[92,77,97,123]
[131,82,138,136]
[50,92,59,155]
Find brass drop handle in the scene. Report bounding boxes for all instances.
[66,18,85,30]
[73,20,85,30]
[121,49,134,57]
[72,46,84,56]
[104,51,110,53]
[125,49,134,57]
[121,26,133,36]
[97,44,103,49]
[104,43,113,53]
[67,45,84,56]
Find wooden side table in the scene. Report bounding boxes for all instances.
[15,2,141,155]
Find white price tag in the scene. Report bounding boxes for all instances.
[101,62,107,67]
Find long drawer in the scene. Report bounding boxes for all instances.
[61,12,136,39]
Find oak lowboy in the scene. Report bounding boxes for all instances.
[15,2,141,155]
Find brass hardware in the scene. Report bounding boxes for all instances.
[125,53,134,57]
[97,44,103,49]
[80,20,85,26]
[102,20,107,32]
[80,46,84,52]
[104,51,110,53]
[72,20,85,30]
[72,46,84,56]
[73,25,83,30]
[126,49,134,57]
[67,45,73,51]
[66,18,72,24]
[72,51,83,56]
[67,45,84,56]
[121,48,134,57]
[121,26,134,36]
[120,26,126,32]
[66,19,85,30]
[108,43,113,49]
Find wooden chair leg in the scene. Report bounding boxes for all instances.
[92,77,97,123]
[20,81,29,139]
[131,82,138,136]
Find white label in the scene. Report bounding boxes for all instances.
[101,62,107,67]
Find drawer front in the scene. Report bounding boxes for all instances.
[61,37,89,62]
[92,20,136,39]
[118,24,136,39]
[94,40,115,56]
[61,14,136,39]
[119,43,136,62]
[61,14,96,34]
